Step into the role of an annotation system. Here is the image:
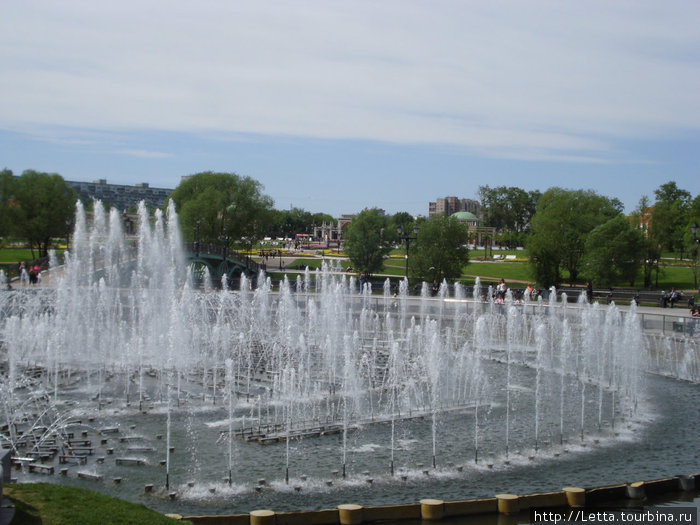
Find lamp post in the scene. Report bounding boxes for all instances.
[691,223,700,290]
[397,224,419,279]
[194,219,201,257]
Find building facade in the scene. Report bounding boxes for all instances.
[67,179,173,211]
[313,214,356,245]
[428,196,480,218]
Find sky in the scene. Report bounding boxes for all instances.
[1,1,699,217]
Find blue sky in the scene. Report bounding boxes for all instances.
[1,1,698,217]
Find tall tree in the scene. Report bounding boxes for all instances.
[343,208,395,275]
[0,169,14,239]
[409,215,470,283]
[12,170,76,257]
[630,196,660,288]
[527,188,620,287]
[650,181,692,252]
[390,211,415,234]
[168,172,274,249]
[685,194,700,288]
[582,216,645,287]
[478,185,540,248]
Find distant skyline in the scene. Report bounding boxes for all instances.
[1,1,698,217]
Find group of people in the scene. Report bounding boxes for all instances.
[19,262,42,285]
[660,288,683,308]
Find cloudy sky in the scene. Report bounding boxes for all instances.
[1,1,698,216]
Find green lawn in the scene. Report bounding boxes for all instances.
[0,248,40,264]
[461,261,532,283]
[4,483,188,525]
[289,256,697,292]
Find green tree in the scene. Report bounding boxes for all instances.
[390,211,414,234]
[267,208,334,241]
[478,185,540,248]
[343,208,395,275]
[650,181,692,253]
[685,194,700,288]
[0,168,15,239]
[12,170,76,257]
[630,196,661,288]
[167,172,274,249]
[582,216,645,287]
[409,215,469,283]
[527,188,620,287]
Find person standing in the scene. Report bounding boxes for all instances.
[19,262,28,286]
[496,278,507,301]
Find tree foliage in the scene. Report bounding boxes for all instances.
[582,216,645,287]
[527,188,621,287]
[630,196,661,288]
[409,215,469,283]
[343,208,395,275]
[389,211,415,234]
[0,168,14,238]
[167,172,274,249]
[478,185,540,247]
[648,181,693,253]
[12,170,76,257]
[267,208,333,240]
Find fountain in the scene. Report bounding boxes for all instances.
[0,200,698,517]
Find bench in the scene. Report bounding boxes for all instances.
[65,439,92,447]
[115,457,145,466]
[69,447,94,456]
[28,464,54,475]
[26,451,56,462]
[59,455,87,465]
[11,457,35,468]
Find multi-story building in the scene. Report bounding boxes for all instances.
[11,176,174,211]
[428,196,480,218]
[67,179,173,211]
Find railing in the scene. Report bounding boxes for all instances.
[640,312,699,336]
[184,242,260,273]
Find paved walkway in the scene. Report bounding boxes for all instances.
[7,258,697,321]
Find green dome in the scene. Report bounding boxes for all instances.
[451,211,478,221]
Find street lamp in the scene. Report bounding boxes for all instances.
[691,223,699,244]
[194,219,201,257]
[397,224,419,279]
[219,204,236,261]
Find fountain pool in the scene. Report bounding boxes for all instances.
[1,201,698,517]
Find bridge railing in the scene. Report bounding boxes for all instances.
[184,242,260,274]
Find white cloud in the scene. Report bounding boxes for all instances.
[1,0,699,162]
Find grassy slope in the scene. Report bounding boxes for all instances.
[4,483,188,525]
